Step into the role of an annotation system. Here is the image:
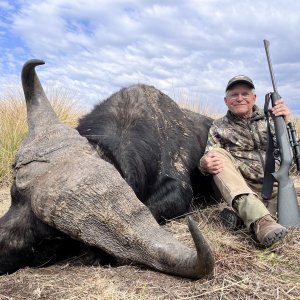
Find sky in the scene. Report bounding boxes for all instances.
[0,0,300,116]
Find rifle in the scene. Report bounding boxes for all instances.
[262,39,300,227]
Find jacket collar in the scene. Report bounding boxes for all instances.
[226,105,265,123]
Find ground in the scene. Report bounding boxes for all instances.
[0,181,300,300]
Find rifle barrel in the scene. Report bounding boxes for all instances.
[264,39,278,94]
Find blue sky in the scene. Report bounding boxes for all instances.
[1,0,300,116]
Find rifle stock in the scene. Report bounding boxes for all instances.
[275,173,299,226]
[263,40,300,227]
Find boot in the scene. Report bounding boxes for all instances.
[220,208,244,230]
[253,214,288,247]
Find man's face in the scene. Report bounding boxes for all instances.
[224,84,256,118]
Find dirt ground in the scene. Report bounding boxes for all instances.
[0,181,300,300]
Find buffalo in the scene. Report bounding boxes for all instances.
[77,83,213,222]
[0,59,214,277]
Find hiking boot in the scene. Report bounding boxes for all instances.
[253,214,288,247]
[220,208,244,230]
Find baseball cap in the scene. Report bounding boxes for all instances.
[225,75,255,91]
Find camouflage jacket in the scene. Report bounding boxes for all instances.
[199,105,274,185]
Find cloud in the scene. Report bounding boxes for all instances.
[1,0,300,115]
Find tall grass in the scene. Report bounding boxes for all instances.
[172,88,223,119]
[294,116,300,133]
[0,88,84,188]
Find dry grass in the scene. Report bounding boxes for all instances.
[295,119,300,133]
[176,98,222,120]
[0,88,84,188]
[0,188,299,300]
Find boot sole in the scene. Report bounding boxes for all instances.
[261,227,288,247]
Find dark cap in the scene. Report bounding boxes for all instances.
[225,75,255,91]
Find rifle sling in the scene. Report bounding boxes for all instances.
[261,93,276,199]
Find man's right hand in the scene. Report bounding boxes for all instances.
[200,152,224,174]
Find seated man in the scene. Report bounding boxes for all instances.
[199,75,291,247]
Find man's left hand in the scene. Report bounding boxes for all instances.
[269,98,291,124]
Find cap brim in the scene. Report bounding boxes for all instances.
[226,80,255,91]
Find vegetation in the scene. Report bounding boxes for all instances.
[0,88,84,188]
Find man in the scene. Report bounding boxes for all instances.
[199,75,291,247]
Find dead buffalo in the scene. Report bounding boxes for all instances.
[0,59,214,278]
[77,84,213,223]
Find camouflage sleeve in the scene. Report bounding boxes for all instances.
[203,124,223,154]
[198,125,223,175]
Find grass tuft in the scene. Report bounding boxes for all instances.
[0,88,84,188]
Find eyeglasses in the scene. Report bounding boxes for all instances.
[227,92,253,100]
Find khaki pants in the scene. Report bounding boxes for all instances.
[209,148,274,228]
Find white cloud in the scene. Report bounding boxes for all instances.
[0,0,300,115]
